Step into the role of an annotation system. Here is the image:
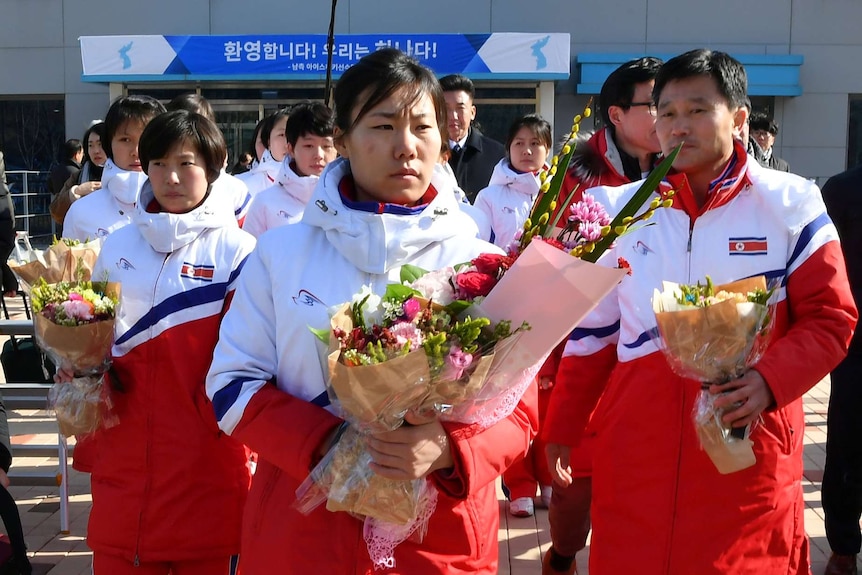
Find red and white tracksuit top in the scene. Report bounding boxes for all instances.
[544,142,857,574]
[206,157,539,575]
[88,181,255,564]
[241,157,319,238]
[63,159,145,242]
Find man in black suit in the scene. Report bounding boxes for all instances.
[822,163,862,575]
[439,74,506,203]
[749,112,790,172]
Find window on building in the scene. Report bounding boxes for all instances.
[0,97,65,172]
[849,95,862,170]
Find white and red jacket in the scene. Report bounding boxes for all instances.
[212,169,252,227]
[63,159,145,242]
[472,159,540,248]
[544,143,857,574]
[87,181,255,564]
[241,158,319,238]
[236,149,280,197]
[206,156,538,575]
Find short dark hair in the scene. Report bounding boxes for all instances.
[333,48,446,149]
[599,57,663,126]
[749,111,778,135]
[653,49,748,110]
[261,109,290,150]
[62,139,83,161]
[103,95,166,160]
[439,74,476,101]
[138,110,227,184]
[166,93,216,123]
[285,101,335,146]
[82,122,106,164]
[505,114,552,157]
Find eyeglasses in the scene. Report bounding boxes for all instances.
[628,102,657,116]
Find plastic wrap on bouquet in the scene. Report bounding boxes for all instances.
[31,281,120,438]
[48,375,118,438]
[9,239,101,293]
[652,276,777,474]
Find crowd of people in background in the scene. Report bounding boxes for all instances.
[0,45,860,575]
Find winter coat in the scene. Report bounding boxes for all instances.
[241,158,319,238]
[206,156,538,575]
[473,159,540,249]
[212,169,252,227]
[823,164,862,356]
[448,127,506,203]
[87,181,255,564]
[63,159,146,242]
[235,150,281,198]
[544,142,857,574]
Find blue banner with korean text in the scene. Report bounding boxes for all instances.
[80,33,570,82]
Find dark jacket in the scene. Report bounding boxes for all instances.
[765,152,790,172]
[0,152,18,294]
[48,159,81,197]
[448,127,506,203]
[822,164,862,355]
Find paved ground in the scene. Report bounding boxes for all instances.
[0,295,854,574]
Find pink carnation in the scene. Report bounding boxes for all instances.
[440,346,473,380]
[402,297,421,321]
[61,299,94,321]
[388,322,424,351]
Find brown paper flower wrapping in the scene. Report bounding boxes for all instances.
[653,276,771,475]
[314,303,503,524]
[33,282,120,375]
[653,276,769,383]
[10,241,100,292]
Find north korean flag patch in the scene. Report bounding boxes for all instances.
[180,262,215,282]
[728,237,767,256]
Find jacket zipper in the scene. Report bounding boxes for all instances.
[133,253,170,567]
[686,220,694,283]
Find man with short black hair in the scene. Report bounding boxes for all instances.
[48,138,83,197]
[750,111,790,171]
[439,74,505,203]
[545,48,856,574]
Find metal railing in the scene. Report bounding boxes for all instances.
[5,170,56,247]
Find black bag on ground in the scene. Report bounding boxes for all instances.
[0,292,55,384]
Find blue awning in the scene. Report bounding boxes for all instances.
[577,53,803,97]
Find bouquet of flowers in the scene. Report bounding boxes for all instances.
[30,277,121,438]
[298,254,535,563]
[652,275,777,473]
[9,237,101,294]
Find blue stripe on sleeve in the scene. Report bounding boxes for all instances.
[622,326,659,349]
[116,262,247,346]
[212,377,255,422]
[569,320,621,341]
[310,390,331,408]
[787,213,830,270]
[235,193,251,216]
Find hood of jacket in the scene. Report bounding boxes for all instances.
[275,158,319,205]
[301,157,481,274]
[134,179,232,253]
[251,150,281,182]
[101,159,147,208]
[486,159,542,197]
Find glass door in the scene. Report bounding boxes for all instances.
[211,104,262,172]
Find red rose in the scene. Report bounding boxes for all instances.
[472,253,505,275]
[472,253,511,276]
[455,271,498,299]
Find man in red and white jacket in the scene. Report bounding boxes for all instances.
[545,49,857,574]
[540,55,663,575]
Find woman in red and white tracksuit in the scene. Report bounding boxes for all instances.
[74,110,255,574]
[206,49,538,575]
